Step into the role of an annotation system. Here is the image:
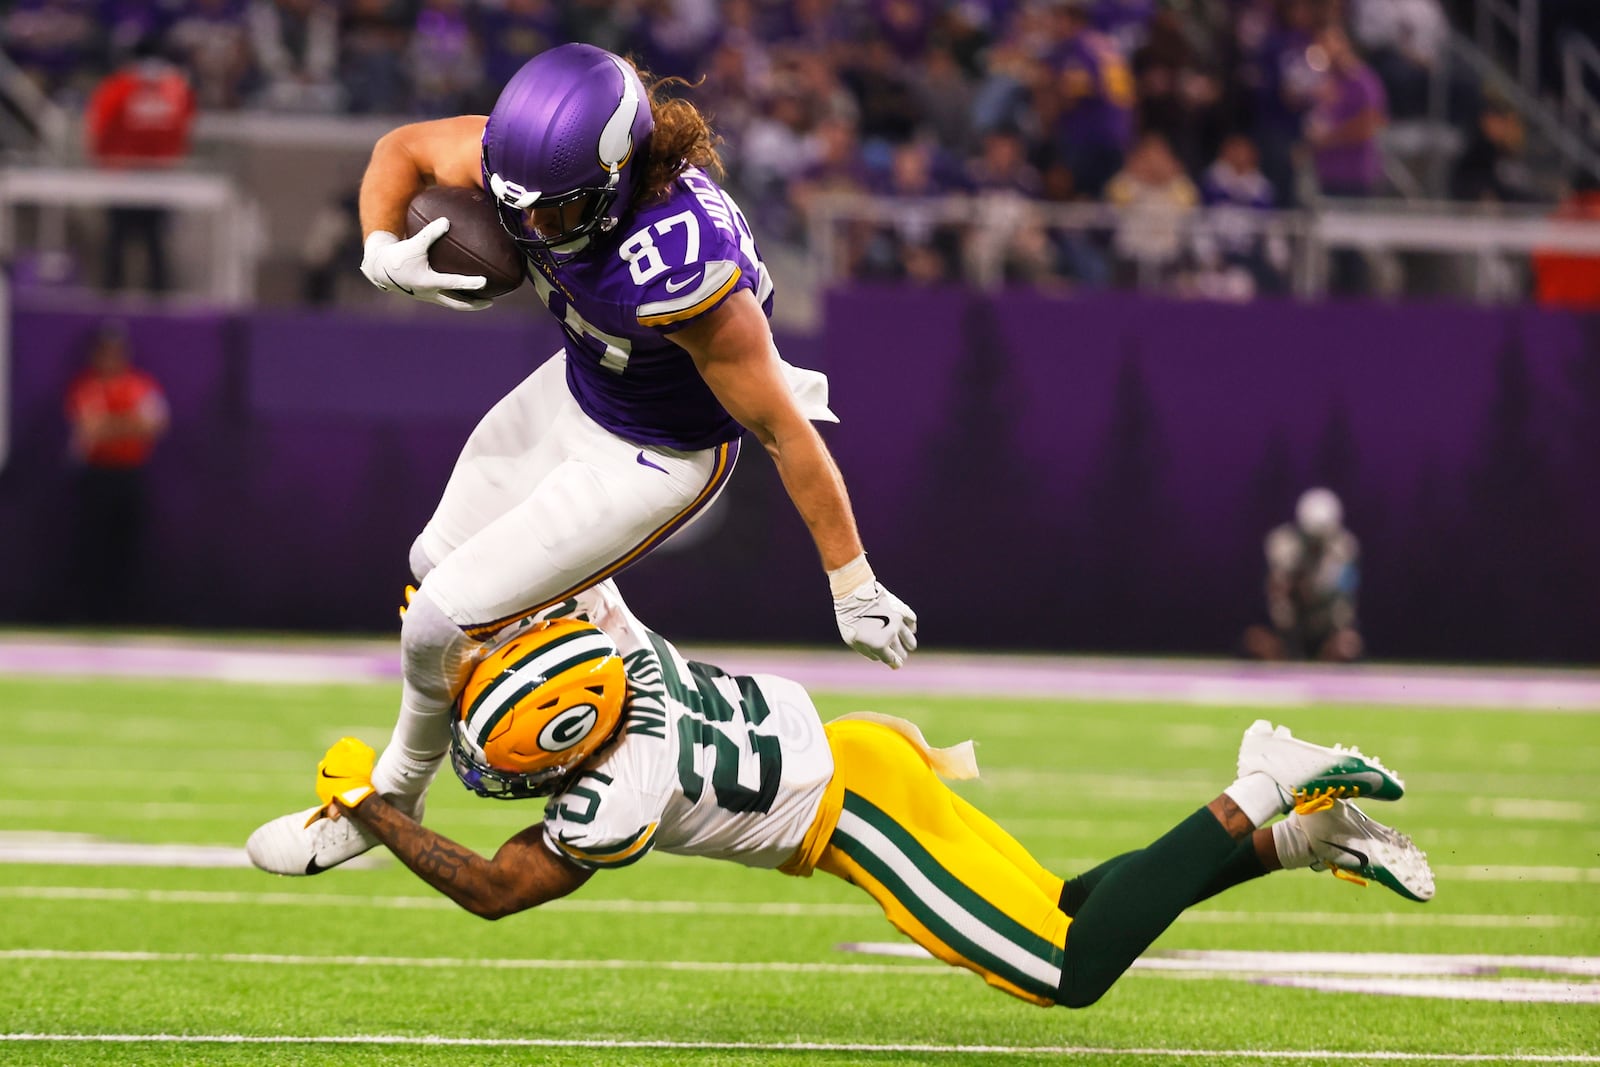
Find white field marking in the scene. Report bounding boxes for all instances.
[1436,865,1600,884]
[839,945,1600,979]
[1466,797,1593,822]
[1180,909,1593,929]
[10,947,1600,984]
[0,798,540,828]
[0,838,386,870]
[1146,950,1600,978]
[1255,975,1600,1004]
[2,1035,1597,1063]
[8,949,1599,1007]
[0,885,883,918]
[0,949,955,977]
[0,883,1592,929]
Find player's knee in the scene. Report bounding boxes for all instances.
[399,586,478,704]
[1054,958,1111,1009]
[409,537,437,583]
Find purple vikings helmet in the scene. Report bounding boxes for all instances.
[482,44,654,253]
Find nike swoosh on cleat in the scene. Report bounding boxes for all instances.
[664,272,702,294]
[1318,838,1370,869]
[383,270,415,295]
[304,857,329,875]
[636,451,669,474]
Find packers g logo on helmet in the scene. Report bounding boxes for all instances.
[449,619,627,799]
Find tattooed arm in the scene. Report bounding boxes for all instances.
[337,794,592,919]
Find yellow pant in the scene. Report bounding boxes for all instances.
[784,719,1069,1006]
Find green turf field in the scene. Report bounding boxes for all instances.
[1,672,1596,1065]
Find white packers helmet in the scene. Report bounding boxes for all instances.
[1295,487,1343,540]
[449,619,628,799]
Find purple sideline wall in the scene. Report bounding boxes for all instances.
[2,292,1597,662]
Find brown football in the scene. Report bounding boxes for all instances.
[405,186,526,299]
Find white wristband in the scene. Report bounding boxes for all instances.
[827,554,875,599]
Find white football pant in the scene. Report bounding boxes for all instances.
[372,351,738,801]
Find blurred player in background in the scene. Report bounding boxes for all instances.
[64,322,169,621]
[296,580,1433,1010]
[85,35,197,294]
[248,43,916,877]
[1244,487,1363,662]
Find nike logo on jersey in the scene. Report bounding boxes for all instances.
[664,272,702,294]
[383,270,414,295]
[636,451,669,474]
[1317,838,1370,869]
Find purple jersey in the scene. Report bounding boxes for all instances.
[522,167,774,451]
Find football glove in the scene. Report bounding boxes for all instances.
[834,581,918,669]
[309,736,378,823]
[360,221,491,312]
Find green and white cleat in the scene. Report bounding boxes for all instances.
[1237,719,1405,809]
[1290,796,1435,903]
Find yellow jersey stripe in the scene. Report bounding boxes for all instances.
[636,266,742,327]
[462,441,734,640]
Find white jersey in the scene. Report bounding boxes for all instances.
[541,588,834,871]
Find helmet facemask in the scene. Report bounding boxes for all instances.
[484,143,619,254]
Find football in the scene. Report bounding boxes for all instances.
[405,185,526,299]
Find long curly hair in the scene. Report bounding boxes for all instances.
[631,65,724,208]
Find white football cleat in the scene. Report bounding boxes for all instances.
[1237,719,1405,813]
[1290,797,1435,903]
[245,796,422,877]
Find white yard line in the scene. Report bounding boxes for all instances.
[4,948,1598,1006]
[0,1033,1596,1061]
[0,884,1593,928]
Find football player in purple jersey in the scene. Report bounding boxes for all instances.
[247,43,916,877]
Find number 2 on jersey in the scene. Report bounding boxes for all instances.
[671,659,783,815]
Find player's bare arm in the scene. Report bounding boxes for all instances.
[672,290,863,571]
[359,115,488,239]
[338,793,591,919]
[673,290,918,667]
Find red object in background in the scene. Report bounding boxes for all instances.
[65,369,166,468]
[1532,190,1600,310]
[84,62,196,165]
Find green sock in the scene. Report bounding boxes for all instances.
[1059,839,1267,917]
[1056,808,1239,1008]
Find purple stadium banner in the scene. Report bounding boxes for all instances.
[2,291,1596,663]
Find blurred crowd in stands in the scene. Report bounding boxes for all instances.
[6,0,1598,298]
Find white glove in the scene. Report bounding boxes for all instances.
[360,221,491,311]
[834,580,918,669]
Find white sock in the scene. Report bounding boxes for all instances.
[1224,772,1289,829]
[370,682,452,805]
[1271,816,1316,870]
[371,748,445,800]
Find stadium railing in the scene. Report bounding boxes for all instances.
[0,165,262,305]
[805,192,1600,302]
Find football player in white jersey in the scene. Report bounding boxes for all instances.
[302,583,1434,1009]
[247,44,915,878]
[1243,487,1363,663]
